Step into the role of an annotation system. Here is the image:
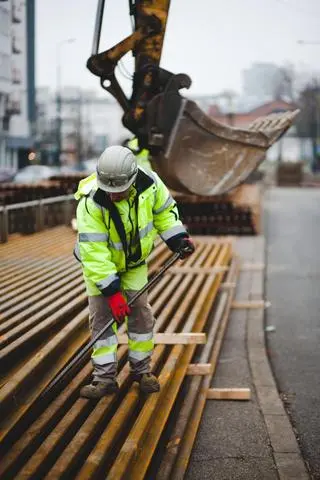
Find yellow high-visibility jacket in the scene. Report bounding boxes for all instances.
[74,167,187,296]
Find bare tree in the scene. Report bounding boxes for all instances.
[295,79,320,172]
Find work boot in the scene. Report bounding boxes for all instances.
[132,373,160,393]
[80,379,119,399]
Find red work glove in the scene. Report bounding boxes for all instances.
[107,292,131,323]
[177,237,195,259]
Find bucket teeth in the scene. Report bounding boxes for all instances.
[248,110,299,134]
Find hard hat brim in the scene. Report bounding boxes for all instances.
[96,172,137,193]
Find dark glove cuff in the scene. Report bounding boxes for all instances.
[166,233,189,253]
[100,278,121,297]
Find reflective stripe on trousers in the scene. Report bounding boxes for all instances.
[88,283,154,380]
[92,336,118,365]
[127,331,154,362]
[91,328,154,365]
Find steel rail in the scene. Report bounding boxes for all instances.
[25,245,215,478]
[172,260,239,479]
[0,227,236,480]
[46,246,214,478]
[157,258,238,478]
[0,308,90,444]
[0,235,175,442]
[0,258,47,278]
[0,226,74,255]
[61,245,227,480]
[0,288,87,359]
[0,235,72,273]
[0,260,80,313]
[0,248,178,471]
[0,257,78,303]
[0,257,76,297]
[0,274,84,329]
[118,245,232,480]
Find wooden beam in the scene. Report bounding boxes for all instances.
[232,300,269,309]
[220,282,236,290]
[117,333,206,345]
[186,363,212,375]
[169,262,264,276]
[241,263,265,271]
[207,388,251,400]
[169,266,229,274]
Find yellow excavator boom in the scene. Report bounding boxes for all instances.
[87,0,299,196]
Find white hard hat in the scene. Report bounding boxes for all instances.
[96,146,138,193]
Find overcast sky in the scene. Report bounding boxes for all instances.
[36,0,320,96]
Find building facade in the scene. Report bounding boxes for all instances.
[35,87,131,166]
[242,62,287,99]
[35,90,218,167]
[0,0,35,170]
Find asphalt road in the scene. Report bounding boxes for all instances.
[264,187,320,480]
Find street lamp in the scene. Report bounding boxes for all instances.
[56,38,75,165]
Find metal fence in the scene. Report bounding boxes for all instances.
[0,195,76,243]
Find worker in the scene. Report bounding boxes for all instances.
[74,145,195,399]
[124,136,152,171]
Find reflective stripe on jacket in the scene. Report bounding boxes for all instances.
[74,167,187,296]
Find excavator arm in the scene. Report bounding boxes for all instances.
[87,0,299,195]
[87,0,186,150]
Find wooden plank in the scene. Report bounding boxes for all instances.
[207,388,251,400]
[186,363,212,375]
[220,282,236,290]
[232,300,269,309]
[169,266,229,274]
[241,263,265,271]
[117,333,207,345]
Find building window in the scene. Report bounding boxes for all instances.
[7,91,21,115]
[12,35,22,54]
[0,53,10,80]
[12,66,21,84]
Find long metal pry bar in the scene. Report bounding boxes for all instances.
[41,252,180,397]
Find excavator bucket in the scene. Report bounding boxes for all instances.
[151,99,299,196]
